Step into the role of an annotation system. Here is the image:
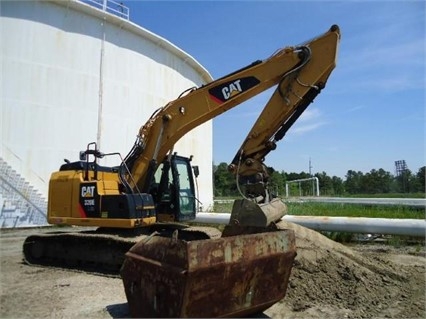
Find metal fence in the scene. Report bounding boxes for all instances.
[80,0,130,20]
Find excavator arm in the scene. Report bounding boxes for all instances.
[228,26,340,202]
[124,25,340,194]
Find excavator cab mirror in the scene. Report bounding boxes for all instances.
[79,151,87,161]
[192,165,199,178]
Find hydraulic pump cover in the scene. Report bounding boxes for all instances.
[120,228,296,318]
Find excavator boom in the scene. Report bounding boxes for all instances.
[125,25,340,194]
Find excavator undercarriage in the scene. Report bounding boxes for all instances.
[23,223,296,317]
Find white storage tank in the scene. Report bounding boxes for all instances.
[0,0,214,227]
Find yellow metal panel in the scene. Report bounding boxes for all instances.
[48,170,80,219]
[98,180,120,195]
[48,216,157,228]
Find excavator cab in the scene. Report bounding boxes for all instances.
[47,143,199,227]
[149,154,197,223]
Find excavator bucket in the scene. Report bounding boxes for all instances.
[121,226,296,318]
[229,197,288,227]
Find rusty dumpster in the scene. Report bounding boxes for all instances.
[120,227,296,318]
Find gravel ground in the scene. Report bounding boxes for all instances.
[0,225,424,319]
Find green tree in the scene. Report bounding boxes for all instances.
[395,169,413,193]
[360,168,393,194]
[269,170,285,197]
[213,162,237,197]
[214,163,426,198]
[332,176,345,195]
[344,170,363,194]
[415,166,425,193]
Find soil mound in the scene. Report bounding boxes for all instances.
[264,221,426,319]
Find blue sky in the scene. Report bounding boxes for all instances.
[125,0,425,178]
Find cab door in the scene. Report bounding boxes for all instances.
[171,155,196,222]
[151,155,197,222]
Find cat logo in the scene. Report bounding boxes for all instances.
[81,186,95,198]
[209,76,260,104]
[221,79,242,100]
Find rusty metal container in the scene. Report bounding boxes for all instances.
[120,227,296,318]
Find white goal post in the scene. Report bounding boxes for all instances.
[285,177,320,197]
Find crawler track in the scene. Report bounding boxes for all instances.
[23,226,222,276]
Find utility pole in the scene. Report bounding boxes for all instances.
[309,157,314,196]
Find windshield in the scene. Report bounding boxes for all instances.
[174,158,196,216]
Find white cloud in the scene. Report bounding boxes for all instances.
[334,11,425,94]
[291,107,327,135]
[298,108,321,122]
[346,105,366,113]
[292,121,327,135]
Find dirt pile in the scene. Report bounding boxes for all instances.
[0,227,424,318]
[264,221,425,318]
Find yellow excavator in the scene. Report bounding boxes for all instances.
[23,25,340,317]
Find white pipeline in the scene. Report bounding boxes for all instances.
[283,215,425,237]
[193,213,426,237]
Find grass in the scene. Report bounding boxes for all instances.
[285,202,425,219]
[213,200,425,219]
[213,198,425,244]
[346,193,425,199]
